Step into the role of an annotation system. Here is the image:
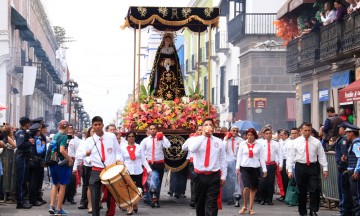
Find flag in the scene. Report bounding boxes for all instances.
[52,93,63,106]
[22,66,37,96]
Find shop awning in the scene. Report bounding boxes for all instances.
[331,70,350,88]
[234,99,247,121]
[286,98,296,121]
[122,6,220,32]
[339,79,360,105]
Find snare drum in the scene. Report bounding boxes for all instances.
[100,162,142,208]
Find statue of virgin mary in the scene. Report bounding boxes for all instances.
[148,32,186,100]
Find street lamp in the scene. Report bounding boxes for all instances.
[62,79,79,123]
[72,96,82,130]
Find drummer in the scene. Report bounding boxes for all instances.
[85,116,122,216]
[120,131,152,215]
[140,123,171,208]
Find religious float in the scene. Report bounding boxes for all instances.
[121,6,222,173]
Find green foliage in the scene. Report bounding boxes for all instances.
[54,26,75,49]
[188,85,204,100]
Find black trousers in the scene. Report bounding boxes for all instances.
[89,170,103,216]
[295,162,320,215]
[194,172,220,216]
[80,166,92,206]
[130,174,143,188]
[341,171,353,216]
[259,164,276,202]
[28,163,43,203]
[15,156,30,205]
[349,172,360,216]
[281,159,289,197]
[64,171,76,202]
[189,162,195,202]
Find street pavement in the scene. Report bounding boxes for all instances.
[0,176,335,216]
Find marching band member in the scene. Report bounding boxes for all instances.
[258,128,282,205]
[120,131,152,215]
[236,128,267,215]
[222,126,243,206]
[140,124,171,208]
[85,116,122,216]
[189,118,227,216]
[181,125,203,207]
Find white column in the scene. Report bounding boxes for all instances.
[0,0,9,124]
[312,77,319,130]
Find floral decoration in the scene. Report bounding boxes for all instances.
[273,18,299,46]
[122,96,217,131]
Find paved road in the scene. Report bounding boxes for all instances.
[0,178,335,216]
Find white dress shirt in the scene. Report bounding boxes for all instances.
[182,136,196,160]
[120,143,152,175]
[223,136,243,161]
[259,139,282,165]
[188,135,227,180]
[140,135,171,162]
[321,9,336,24]
[236,140,267,172]
[68,136,81,157]
[85,132,122,168]
[286,135,328,173]
[280,138,292,160]
[73,140,92,171]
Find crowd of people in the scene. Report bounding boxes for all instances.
[1,106,360,216]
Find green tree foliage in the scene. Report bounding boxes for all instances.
[54,26,75,49]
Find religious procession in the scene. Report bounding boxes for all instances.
[2,0,360,216]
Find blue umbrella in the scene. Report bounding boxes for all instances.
[231,120,262,132]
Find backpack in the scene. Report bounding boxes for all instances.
[44,133,64,166]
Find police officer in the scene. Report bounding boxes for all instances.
[335,122,352,216]
[30,117,48,205]
[15,116,34,209]
[345,125,360,215]
[28,123,45,206]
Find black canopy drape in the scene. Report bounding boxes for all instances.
[122,6,220,32]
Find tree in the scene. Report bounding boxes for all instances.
[53,26,75,49]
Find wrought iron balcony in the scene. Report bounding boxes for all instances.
[319,22,340,61]
[300,32,320,68]
[227,13,277,44]
[215,31,229,53]
[286,38,300,73]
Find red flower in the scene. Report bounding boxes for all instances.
[174,97,180,104]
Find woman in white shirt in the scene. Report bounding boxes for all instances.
[320,2,337,25]
[120,131,152,215]
[236,128,267,215]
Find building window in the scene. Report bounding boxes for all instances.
[229,0,246,21]
[220,66,226,104]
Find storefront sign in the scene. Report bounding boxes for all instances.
[303,92,311,104]
[253,98,267,108]
[319,89,329,102]
[339,79,360,105]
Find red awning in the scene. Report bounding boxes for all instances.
[286,98,296,121]
[339,79,360,105]
[234,99,247,121]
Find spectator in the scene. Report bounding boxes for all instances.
[310,18,323,32]
[346,0,358,14]
[322,107,344,151]
[334,0,348,22]
[320,2,337,25]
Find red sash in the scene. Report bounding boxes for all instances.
[127,145,136,160]
[247,143,255,158]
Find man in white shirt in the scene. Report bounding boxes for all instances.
[63,125,80,205]
[189,118,227,216]
[86,116,122,216]
[287,122,328,216]
[140,123,171,208]
[222,126,243,207]
[258,128,282,205]
[182,125,203,207]
[276,129,292,202]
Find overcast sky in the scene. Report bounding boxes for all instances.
[44,0,191,125]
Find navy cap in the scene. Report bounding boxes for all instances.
[31,117,44,124]
[345,124,360,132]
[43,123,49,128]
[19,116,31,125]
[338,122,350,129]
[29,123,41,131]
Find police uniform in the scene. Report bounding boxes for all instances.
[346,125,360,215]
[15,117,33,209]
[335,122,352,215]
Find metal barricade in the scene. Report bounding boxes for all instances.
[2,148,16,199]
[321,152,339,201]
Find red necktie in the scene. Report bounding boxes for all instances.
[306,139,310,166]
[127,145,136,160]
[267,140,271,163]
[247,143,254,158]
[204,137,211,167]
[100,138,106,162]
[231,138,235,153]
[151,137,155,164]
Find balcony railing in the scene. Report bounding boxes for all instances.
[286,10,360,73]
[215,31,229,52]
[227,13,277,43]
